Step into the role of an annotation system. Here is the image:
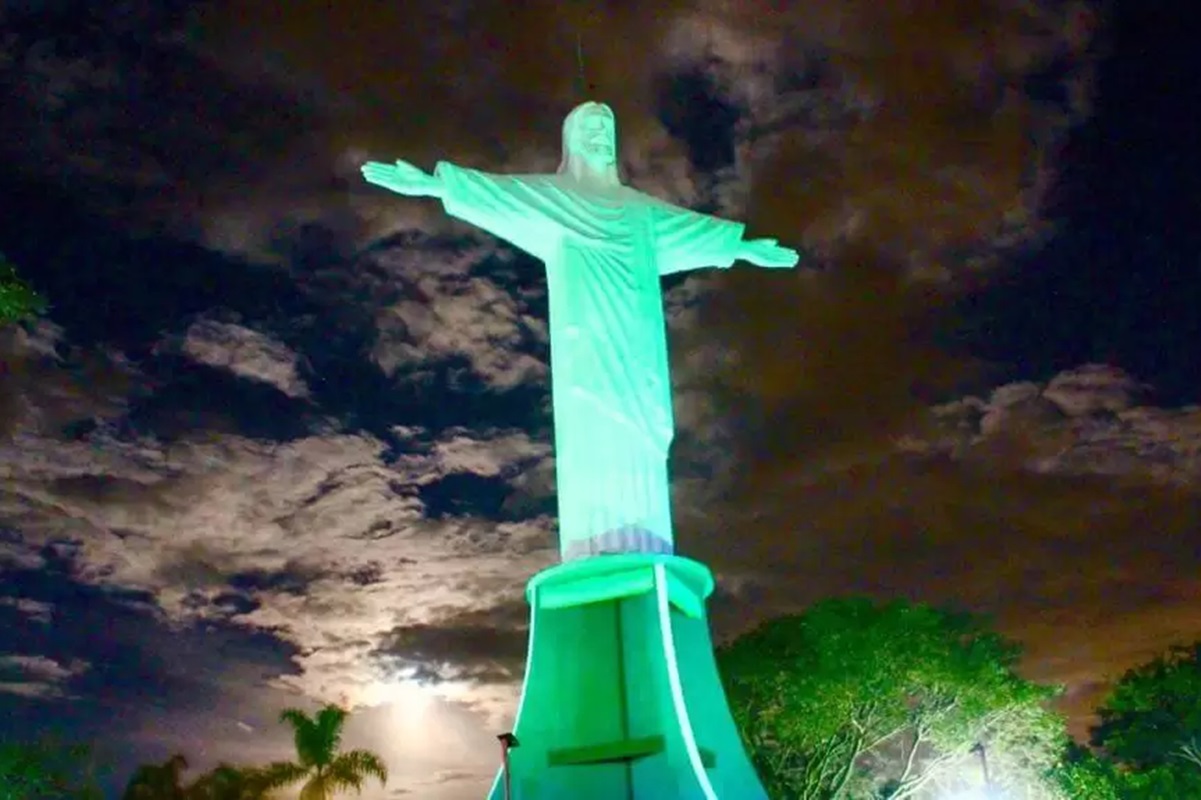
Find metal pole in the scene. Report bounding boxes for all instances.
[971,742,993,795]
[502,743,512,800]
[498,732,520,800]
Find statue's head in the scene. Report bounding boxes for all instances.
[558,101,621,185]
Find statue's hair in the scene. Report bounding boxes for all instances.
[557,101,621,185]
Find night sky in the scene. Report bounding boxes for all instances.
[1,2,1198,798]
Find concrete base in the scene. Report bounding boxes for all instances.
[487,553,767,799]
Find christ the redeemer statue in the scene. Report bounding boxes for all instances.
[363,102,798,562]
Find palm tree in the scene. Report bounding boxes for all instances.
[260,705,387,800]
[122,753,189,800]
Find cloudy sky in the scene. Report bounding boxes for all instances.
[1,1,1199,797]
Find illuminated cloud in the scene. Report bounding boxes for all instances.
[0,654,89,699]
[365,238,549,391]
[0,306,555,726]
[174,318,311,399]
[910,364,1201,484]
[0,596,54,625]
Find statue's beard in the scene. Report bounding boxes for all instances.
[561,144,621,186]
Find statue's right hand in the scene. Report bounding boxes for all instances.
[361,160,442,198]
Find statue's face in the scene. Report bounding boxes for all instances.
[573,109,617,170]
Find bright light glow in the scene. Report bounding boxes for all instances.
[360,679,437,733]
[359,676,496,767]
[941,790,993,800]
[359,674,421,704]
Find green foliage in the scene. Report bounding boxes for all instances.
[122,754,190,800]
[719,598,1068,799]
[0,253,47,324]
[186,763,277,800]
[116,705,384,800]
[0,738,106,800]
[1055,750,1201,800]
[259,704,388,800]
[1051,744,1124,800]
[1079,641,1201,796]
[1091,642,1201,772]
[121,756,277,800]
[1119,763,1201,798]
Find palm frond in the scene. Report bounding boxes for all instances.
[279,708,325,767]
[271,704,387,800]
[313,706,348,760]
[1175,737,1201,769]
[256,760,310,790]
[279,708,311,728]
[330,750,388,788]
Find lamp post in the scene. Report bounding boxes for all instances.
[497,732,520,800]
[970,742,993,797]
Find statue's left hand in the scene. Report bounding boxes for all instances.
[738,238,800,269]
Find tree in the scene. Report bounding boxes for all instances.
[122,754,190,800]
[0,253,46,324]
[122,757,278,800]
[1051,743,1123,800]
[186,763,276,800]
[259,704,387,800]
[718,597,1068,799]
[1088,641,1201,794]
[0,738,105,800]
[1091,642,1201,770]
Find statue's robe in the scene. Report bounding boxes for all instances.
[436,162,744,561]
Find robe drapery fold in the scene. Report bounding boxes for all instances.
[435,161,744,561]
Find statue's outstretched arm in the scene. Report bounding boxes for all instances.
[361,160,444,199]
[734,237,800,269]
[365,159,560,260]
[654,202,800,274]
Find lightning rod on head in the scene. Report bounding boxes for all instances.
[575,32,586,98]
[575,28,597,98]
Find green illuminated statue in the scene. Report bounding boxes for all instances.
[363,102,797,562]
[365,101,796,799]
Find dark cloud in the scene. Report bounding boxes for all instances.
[228,564,327,597]
[196,0,697,162]
[380,627,525,685]
[0,2,327,234]
[655,65,743,174]
[376,601,529,684]
[0,552,303,795]
[0,176,322,354]
[418,473,519,520]
[687,367,1201,735]
[4,0,1095,271]
[124,356,317,442]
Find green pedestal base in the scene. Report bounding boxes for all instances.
[487,554,767,799]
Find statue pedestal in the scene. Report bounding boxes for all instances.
[488,554,767,800]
